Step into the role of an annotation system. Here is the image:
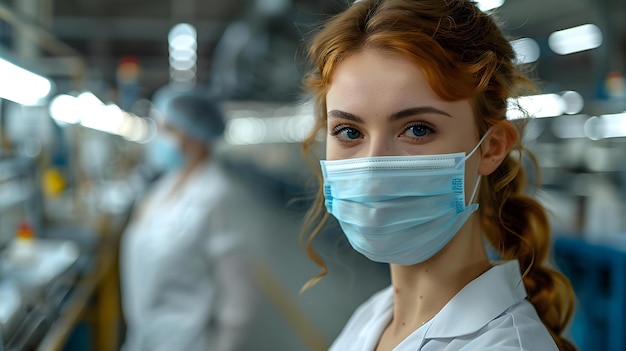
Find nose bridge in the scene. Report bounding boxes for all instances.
[367,132,396,157]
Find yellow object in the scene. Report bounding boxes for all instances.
[43,168,67,197]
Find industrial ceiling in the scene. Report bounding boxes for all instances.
[0,0,624,111]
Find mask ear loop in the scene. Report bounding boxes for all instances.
[468,176,481,205]
[466,129,491,206]
[466,130,491,160]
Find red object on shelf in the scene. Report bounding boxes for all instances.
[16,221,35,240]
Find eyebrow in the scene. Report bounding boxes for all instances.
[327,110,364,122]
[327,106,452,123]
[389,106,452,121]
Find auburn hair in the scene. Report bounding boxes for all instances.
[299,0,576,349]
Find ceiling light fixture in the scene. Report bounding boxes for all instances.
[168,23,198,84]
[507,93,566,120]
[560,90,584,114]
[0,56,52,106]
[510,38,540,64]
[475,0,505,12]
[548,24,603,55]
[584,112,626,140]
[48,92,153,142]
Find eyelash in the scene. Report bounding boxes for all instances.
[401,120,436,140]
[328,120,437,144]
[330,124,361,143]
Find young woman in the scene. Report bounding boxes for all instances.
[299,0,576,350]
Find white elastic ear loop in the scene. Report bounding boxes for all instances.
[465,129,490,206]
[465,129,491,160]
[468,176,481,205]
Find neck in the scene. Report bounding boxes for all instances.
[168,147,210,199]
[184,147,210,173]
[385,217,491,336]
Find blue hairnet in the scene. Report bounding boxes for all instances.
[151,86,226,142]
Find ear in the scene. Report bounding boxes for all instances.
[478,120,518,176]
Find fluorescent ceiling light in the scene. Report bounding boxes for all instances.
[507,93,565,120]
[81,104,124,134]
[169,58,196,71]
[169,48,197,62]
[168,23,197,44]
[561,90,584,114]
[225,114,314,145]
[584,113,626,140]
[510,38,540,64]
[168,23,197,83]
[168,23,197,51]
[549,24,602,55]
[0,57,52,106]
[476,0,505,12]
[48,92,152,142]
[49,94,82,124]
[226,117,267,145]
[169,36,197,51]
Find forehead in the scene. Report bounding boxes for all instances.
[326,49,472,118]
[329,50,432,97]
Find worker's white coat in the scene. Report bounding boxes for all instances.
[330,261,558,351]
[120,161,254,351]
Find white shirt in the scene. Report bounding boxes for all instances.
[330,261,558,351]
[120,161,255,351]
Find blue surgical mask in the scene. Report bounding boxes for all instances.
[320,134,488,266]
[146,134,184,172]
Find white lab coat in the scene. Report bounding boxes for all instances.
[120,161,255,351]
[330,261,558,351]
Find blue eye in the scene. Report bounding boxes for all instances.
[333,127,361,141]
[404,124,433,139]
[342,128,361,139]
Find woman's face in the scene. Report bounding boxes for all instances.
[325,49,480,162]
[161,122,205,157]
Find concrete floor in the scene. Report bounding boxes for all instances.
[228,168,391,351]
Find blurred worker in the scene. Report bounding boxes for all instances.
[120,89,256,351]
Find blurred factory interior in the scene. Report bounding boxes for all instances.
[0,0,625,350]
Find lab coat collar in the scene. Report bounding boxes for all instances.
[425,260,527,339]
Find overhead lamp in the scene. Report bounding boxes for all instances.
[48,92,153,143]
[169,58,196,71]
[81,104,124,134]
[584,112,626,140]
[507,91,585,120]
[225,114,315,145]
[507,93,565,120]
[49,94,82,124]
[226,117,267,145]
[510,38,540,64]
[0,57,52,106]
[475,0,505,12]
[168,23,198,83]
[548,24,602,55]
[169,48,197,62]
[168,23,197,49]
[561,90,584,114]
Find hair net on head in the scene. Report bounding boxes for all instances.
[151,85,226,142]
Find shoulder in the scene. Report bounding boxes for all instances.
[449,300,558,351]
[330,286,394,351]
[423,261,559,351]
[187,163,233,203]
